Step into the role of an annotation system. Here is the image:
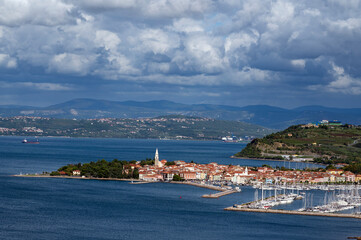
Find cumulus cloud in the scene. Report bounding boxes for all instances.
[1,0,361,106]
[0,0,77,27]
[48,53,93,75]
[310,62,361,95]
[169,18,204,33]
[135,28,180,54]
[95,30,121,51]
[0,54,17,68]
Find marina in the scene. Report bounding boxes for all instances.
[228,183,361,219]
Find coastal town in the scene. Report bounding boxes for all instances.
[136,149,360,184]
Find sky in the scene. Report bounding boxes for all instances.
[1,0,361,108]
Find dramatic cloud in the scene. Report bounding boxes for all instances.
[0,0,361,107]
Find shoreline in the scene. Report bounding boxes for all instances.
[12,174,142,182]
[14,174,360,219]
[13,174,230,192]
[0,135,252,142]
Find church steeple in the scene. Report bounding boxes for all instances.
[155,148,160,167]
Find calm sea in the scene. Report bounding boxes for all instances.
[0,136,360,240]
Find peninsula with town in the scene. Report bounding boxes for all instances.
[19,148,361,219]
[15,121,361,219]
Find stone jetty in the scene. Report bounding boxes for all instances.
[224,207,361,219]
[202,189,238,198]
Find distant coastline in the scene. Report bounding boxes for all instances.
[1,134,249,142]
[0,116,271,140]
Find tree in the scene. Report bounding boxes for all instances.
[173,174,183,181]
[132,168,139,179]
[326,164,336,170]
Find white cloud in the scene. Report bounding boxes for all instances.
[170,18,204,33]
[134,28,180,54]
[74,0,137,10]
[142,0,213,18]
[291,59,306,69]
[225,30,259,53]
[327,62,361,94]
[0,0,361,95]
[1,81,72,91]
[226,67,274,86]
[0,0,76,27]
[309,62,361,95]
[95,30,121,51]
[48,53,93,75]
[303,8,321,17]
[21,82,73,91]
[94,53,140,78]
[0,54,17,68]
[328,18,361,31]
[268,0,295,24]
[147,62,170,74]
[173,34,225,74]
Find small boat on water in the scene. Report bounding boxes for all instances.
[22,138,39,144]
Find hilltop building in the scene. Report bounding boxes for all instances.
[302,119,343,128]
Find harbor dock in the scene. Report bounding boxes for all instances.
[171,181,240,198]
[129,181,153,184]
[224,207,361,219]
[202,189,238,198]
[170,181,227,191]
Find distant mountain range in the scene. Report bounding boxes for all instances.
[1,98,360,129]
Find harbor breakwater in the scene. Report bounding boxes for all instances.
[169,181,227,191]
[224,207,361,219]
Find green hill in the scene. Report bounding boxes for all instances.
[234,124,361,165]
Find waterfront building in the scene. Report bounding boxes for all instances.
[356,175,361,183]
[180,171,197,180]
[327,169,344,175]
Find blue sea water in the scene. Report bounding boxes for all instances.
[0,136,360,240]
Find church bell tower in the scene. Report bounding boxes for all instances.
[155,148,160,167]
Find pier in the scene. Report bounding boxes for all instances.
[224,207,361,219]
[170,181,227,191]
[171,181,240,198]
[202,189,238,198]
[129,181,153,184]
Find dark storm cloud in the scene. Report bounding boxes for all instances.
[1,0,361,106]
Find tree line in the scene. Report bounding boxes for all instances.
[50,159,139,179]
